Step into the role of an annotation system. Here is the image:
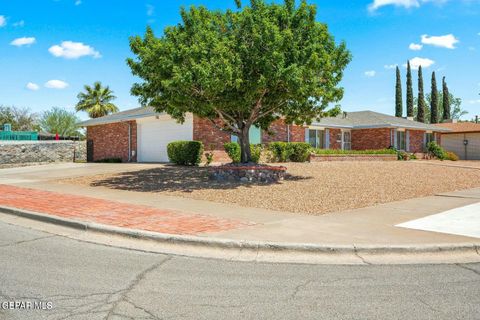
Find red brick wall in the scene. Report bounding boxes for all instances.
[193,116,231,150]
[262,119,288,143]
[408,130,425,153]
[351,128,392,150]
[290,125,306,142]
[86,121,137,162]
[328,129,342,150]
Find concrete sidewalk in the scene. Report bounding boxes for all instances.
[0,162,479,248]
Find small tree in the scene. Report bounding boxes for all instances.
[40,107,81,137]
[128,0,351,163]
[76,82,119,118]
[395,66,403,117]
[430,72,439,124]
[414,91,467,123]
[442,77,451,120]
[406,61,414,118]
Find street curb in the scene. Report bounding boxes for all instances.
[1,205,479,256]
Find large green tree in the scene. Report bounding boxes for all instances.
[442,77,451,120]
[430,72,439,124]
[39,107,81,137]
[416,66,426,123]
[406,61,414,118]
[127,0,351,163]
[76,82,119,118]
[395,66,403,117]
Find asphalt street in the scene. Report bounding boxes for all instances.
[0,221,479,320]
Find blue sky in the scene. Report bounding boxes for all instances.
[0,0,479,120]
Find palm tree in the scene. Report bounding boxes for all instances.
[76,82,119,118]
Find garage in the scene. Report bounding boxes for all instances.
[137,114,193,162]
[436,122,480,160]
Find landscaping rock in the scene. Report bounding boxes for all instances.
[209,164,287,183]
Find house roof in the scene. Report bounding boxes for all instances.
[78,107,160,127]
[311,111,450,132]
[433,122,480,134]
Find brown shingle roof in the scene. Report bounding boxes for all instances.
[434,122,480,133]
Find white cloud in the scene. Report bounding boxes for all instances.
[0,15,6,27]
[369,0,419,11]
[404,57,435,70]
[364,70,376,77]
[45,80,69,89]
[384,64,398,69]
[26,82,40,91]
[10,37,36,47]
[468,99,480,105]
[48,41,101,59]
[421,34,459,49]
[369,0,449,11]
[146,4,155,16]
[409,43,423,51]
[13,20,24,27]
[75,0,82,5]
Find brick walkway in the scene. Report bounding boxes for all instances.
[0,184,253,235]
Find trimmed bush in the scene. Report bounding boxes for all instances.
[224,142,241,163]
[426,141,446,160]
[268,142,312,162]
[223,142,262,164]
[445,151,459,161]
[167,141,204,166]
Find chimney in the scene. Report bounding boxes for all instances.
[476,116,479,124]
[405,117,414,121]
[343,112,348,119]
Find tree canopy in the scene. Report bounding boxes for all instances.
[128,0,351,162]
[39,107,81,137]
[414,91,467,123]
[0,105,39,131]
[76,82,118,119]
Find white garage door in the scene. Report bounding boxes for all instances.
[442,133,480,160]
[137,115,193,162]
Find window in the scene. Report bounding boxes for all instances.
[308,129,325,149]
[231,126,262,144]
[396,131,406,150]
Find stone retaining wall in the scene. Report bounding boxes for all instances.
[0,141,87,164]
[209,165,287,183]
[309,154,397,162]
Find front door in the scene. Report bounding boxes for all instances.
[342,131,351,150]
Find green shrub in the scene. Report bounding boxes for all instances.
[445,151,459,161]
[426,142,446,160]
[312,148,397,155]
[224,142,262,163]
[268,142,312,162]
[409,153,417,160]
[397,151,409,161]
[167,141,204,166]
[94,158,122,163]
[224,142,241,163]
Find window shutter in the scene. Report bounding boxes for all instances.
[406,131,410,152]
[325,129,330,149]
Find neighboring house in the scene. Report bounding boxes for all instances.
[79,108,449,163]
[434,122,480,160]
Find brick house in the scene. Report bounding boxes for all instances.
[434,122,480,160]
[79,107,449,162]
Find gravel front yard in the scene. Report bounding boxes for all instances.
[62,161,480,215]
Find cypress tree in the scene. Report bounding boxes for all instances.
[442,76,451,121]
[430,72,439,124]
[406,61,414,118]
[395,66,403,117]
[417,66,425,123]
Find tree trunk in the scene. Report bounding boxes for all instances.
[238,125,252,163]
